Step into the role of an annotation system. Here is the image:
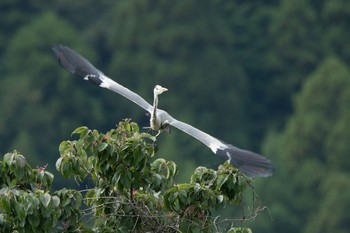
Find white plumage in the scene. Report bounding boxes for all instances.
[52,45,273,177]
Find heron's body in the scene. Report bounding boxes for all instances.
[150,85,168,135]
[52,45,273,177]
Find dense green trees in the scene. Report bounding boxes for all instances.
[254,57,350,232]
[1,121,253,232]
[1,0,350,232]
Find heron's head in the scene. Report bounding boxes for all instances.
[154,85,168,95]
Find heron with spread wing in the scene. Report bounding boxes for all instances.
[52,45,273,177]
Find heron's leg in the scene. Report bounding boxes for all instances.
[143,126,152,134]
[143,112,153,133]
[155,130,161,138]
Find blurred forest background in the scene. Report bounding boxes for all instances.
[1,0,350,232]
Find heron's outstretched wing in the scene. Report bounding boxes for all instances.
[158,110,273,177]
[52,45,152,112]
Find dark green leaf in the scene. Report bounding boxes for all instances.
[98,142,108,152]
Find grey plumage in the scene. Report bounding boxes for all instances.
[52,44,273,177]
[52,45,102,86]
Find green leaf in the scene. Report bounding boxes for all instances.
[98,142,108,152]
[44,171,54,182]
[85,189,96,206]
[216,174,229,190]
[130,122,139,133]
[28,213,40,228]
[71,126,90,138]
[3,152,14,167]
[120,171,132,188]
[15,154,26,168]
[40,193,51,208]
[73,192,82,208]
[75,140,86,156]
[166,161,177,179]
[15,203,25,221]
[55,157,62,172]
[227,227,252,233]
[1,196,11,213]
[193,183,201,193]
[61,160,72,178]
[178,189,188,206]
[52,196,60,207]
[140,132,156,142]
[58,141,71,154]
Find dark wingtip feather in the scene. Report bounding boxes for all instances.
[216,145,274,177]
[52,44,103,86]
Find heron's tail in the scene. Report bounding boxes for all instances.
[216,144,274,177]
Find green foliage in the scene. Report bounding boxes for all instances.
[227,228,252,233]
[55,119,252,232]
[255,57,350,233]
[323,0,350,64]
[0,1,47,55]
[0,120,255,232]
[0,151,82,233]
[303,172,350,233]
[283,57,350,171]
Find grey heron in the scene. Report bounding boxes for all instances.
[150,85,168,137]
[52,45,273,177]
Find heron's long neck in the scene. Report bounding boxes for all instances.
[152,93,158,117]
